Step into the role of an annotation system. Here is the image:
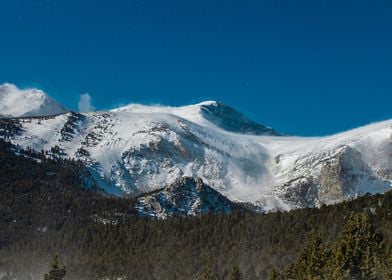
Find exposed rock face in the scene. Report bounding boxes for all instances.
[275,146,391,209]
[136,177,241,218]
[1,97,391,213]
[200,101,279,136]
[59,112,86,142]
[277,177,318,209]
[317,147,361,203]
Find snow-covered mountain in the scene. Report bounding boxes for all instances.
[198,101,279,135]
[0,83,68,117]
[0,89,391,213]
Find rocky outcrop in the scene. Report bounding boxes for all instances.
[135,177,241,218]
[200,101,279,135]
[276,146,391,209]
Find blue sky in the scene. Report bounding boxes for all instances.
[0,0,391,136]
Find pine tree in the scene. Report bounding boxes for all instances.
[328,212,385,279]
[199,266,215,280]
[269,268,281,280]
[44,255,66,280]
[285,233,327,279]
[228,263,242,280]
[271,212,391,280]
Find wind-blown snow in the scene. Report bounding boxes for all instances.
[0,83,68,117]
[3,97,392,212]
[78,93,95,112]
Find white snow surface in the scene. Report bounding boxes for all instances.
[0,83,68,117]
[4,100,392,212]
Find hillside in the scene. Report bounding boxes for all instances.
[1,138,392,279]
[1,102,391,213]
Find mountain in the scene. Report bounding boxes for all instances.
[4,137,392,280]
[0,89,391,213]
[0,101,280,200]
[266,122,392,210]
[198,101,279,135]
[136,177,242,218]
[0,83,68,117]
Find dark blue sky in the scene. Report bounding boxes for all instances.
[0,0,391,136]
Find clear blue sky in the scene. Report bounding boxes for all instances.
[0,0,391,136]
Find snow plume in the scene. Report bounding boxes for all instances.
[78,93,95,112]
[0,83,68,117]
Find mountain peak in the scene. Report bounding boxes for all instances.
[197,101,280,136]
[0,83,68,118]
[108,100,278,136]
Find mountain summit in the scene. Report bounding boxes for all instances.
[109,100,279,136]
[0,83,68,118]
[198,101,279,135]
[0,85,391,213]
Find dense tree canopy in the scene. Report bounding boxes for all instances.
[273,212,392,280]
[1,139,392,279]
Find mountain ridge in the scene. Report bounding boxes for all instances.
[0,84,391,214]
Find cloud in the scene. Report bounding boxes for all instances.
[0,83,68,117]
[78,93,95,112]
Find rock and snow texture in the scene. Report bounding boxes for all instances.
[2,104,277,202]
[198,101,279,135]
[0,83,68,118]
[136,177,241,218]
[1,92,391,212]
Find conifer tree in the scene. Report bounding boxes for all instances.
[328,212,384,280]
[199,266,215,280]
[272,212,389,280]
[269,268,281,280]
[44,255,66,280]
[228,263,242,280]
[284,233,327,279]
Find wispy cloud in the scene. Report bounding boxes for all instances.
[78,93,95,112]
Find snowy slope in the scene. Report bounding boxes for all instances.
[0,83,68,117]
[256,121,392,210]
[1,98,391,212]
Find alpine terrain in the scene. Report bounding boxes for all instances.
[1,84,391,216]
[0,83,68,118]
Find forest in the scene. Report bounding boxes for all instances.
[1,138,392,279]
